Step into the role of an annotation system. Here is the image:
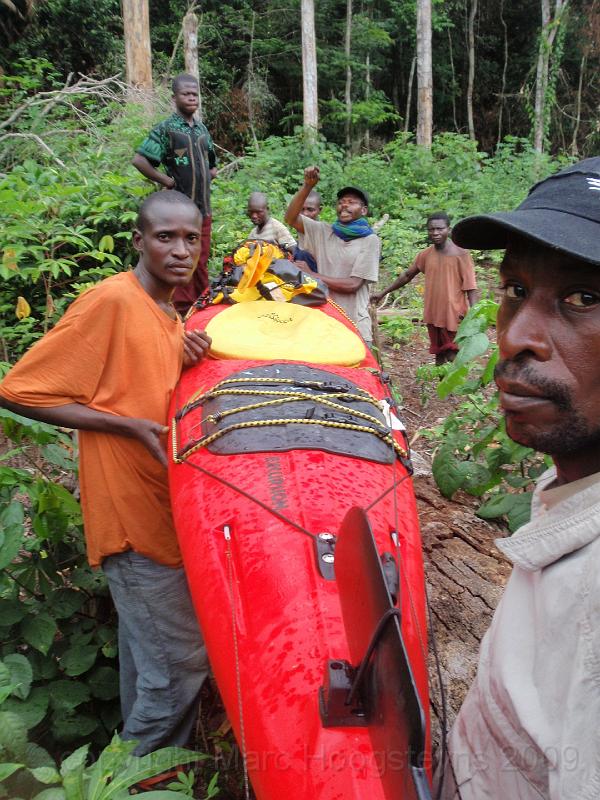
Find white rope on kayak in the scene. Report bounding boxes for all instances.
[223,524,251,800]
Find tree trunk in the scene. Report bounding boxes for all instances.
[365,51,371,150]
[416,0,432,148]
[533,0,568,153]
[122,0,153,91]
[466,0,478,141]
[301,0,319,136]
[497,0,509,147]
[404,55,416,133]
[247,10,259,151]
[447,27,458,132]
[344,0,353,151]
[183,10,202,119]
[570,53,586,155]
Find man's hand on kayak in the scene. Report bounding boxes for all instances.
[183,330,211,368]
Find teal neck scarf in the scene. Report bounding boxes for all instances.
[331,217,373,242]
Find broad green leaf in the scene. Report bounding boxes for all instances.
[0,661,11,691]
[51,711,98,741]
[59,644,98,677]
[33,790,67,800]
[98,235,114,253]
[21,742,55,769]
[0,710,28,756]
[437,364,468,399]
[485,444,511,473]
[48,680,90,712]
[0,597,28,625]
[3,686,50,729]
[480,348,499,385]
[50,590,84,620]
[59,744,89,777]
[0,763,23,782]
[507,492,533,532]
[88,667,119,700]
[0,512,24,570]
[22,614,58,655]
[453,332,490,369]
[456,462,492,495]
[431,447,464,499]
[30,766,61,785]
[4,653,33,700]
[477,492,520,519]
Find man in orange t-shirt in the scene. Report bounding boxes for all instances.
[0,191,211,756]
[372,212,478,364]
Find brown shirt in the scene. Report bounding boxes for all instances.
[414,245,477,331]
[0,272,184,567]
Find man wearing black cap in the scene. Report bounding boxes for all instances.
[285,166,380,345]
[436,158,600,800]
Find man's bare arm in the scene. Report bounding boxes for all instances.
[466,288,478,307]
[298,264,364,295]
[132,153,175,190]
[0,399,170,467]
[371,263,419,303]
[285,166,320,234]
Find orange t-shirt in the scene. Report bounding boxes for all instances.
[414,245,477,331]
[0,271,184,568]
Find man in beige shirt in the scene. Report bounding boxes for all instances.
[285,167,380,345]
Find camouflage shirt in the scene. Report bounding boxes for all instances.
[136,113,217,216]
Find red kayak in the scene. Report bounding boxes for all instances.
[169,297,432,800]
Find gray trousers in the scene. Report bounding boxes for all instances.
[103,551,209,756]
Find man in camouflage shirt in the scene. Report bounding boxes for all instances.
[133,74,217,314]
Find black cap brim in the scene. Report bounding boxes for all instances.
[452,209,600,266]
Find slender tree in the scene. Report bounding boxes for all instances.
[122,0,153,90]
[344,0,353,150]
[533,0,569,153]
[466,0,478,140]
[183,9,201,117]
[301,0,319,134]
[416,0,432,147]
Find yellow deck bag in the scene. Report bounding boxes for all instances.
[206,300,365,366]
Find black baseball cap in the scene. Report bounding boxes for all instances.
[337,186,369,208]
[452,157,600,265]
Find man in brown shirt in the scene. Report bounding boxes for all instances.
[372,212,477,364]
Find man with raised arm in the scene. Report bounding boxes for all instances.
[0,191,211,757]
[285,166,380,346]
[437,158,600,800]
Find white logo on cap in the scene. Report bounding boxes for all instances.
[586,177,600,191]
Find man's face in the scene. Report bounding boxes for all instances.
[427,219,450,247]
[133,203,202,290]
[336,193,367,223]
[302,197,321,220]
[173,82,199,117]
[247,202,268,228]
[494,236,600,473]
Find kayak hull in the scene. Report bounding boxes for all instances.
[169,301,431,799]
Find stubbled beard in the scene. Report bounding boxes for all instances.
[494,360,600,456]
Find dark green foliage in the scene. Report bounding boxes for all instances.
[3,0,599,154]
